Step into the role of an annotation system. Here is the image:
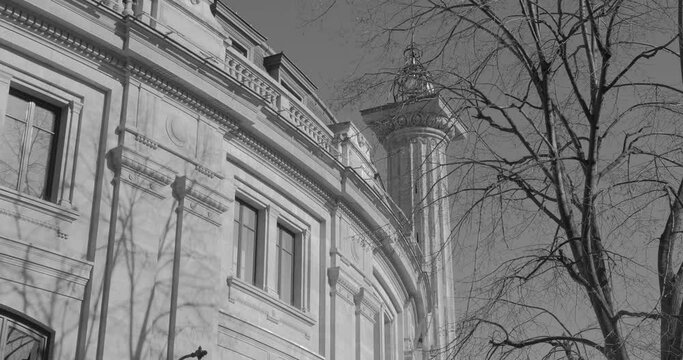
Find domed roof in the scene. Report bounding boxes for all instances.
[391,43,436,102]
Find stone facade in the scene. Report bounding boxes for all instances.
[0,1,459,359]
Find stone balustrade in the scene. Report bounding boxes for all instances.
[287,101,333,153]
[224,51,278,106]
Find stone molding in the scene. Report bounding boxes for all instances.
[353,287,380,321]
[327,266,357,306]
[0,206,67,240]
[361,96,465,144]
[226,276,316,327]
[218,312,326,360]
[373,249,410,304]
[338,202,379,250]
[0,235,92,300]
[126,63,239,136]
[384,127,450,151]
[106,146,175,199]
[233,131,332,205]
[171,176,231,226]
[328,266,378,320]
[0,3,125,69]
[121,126,224,180]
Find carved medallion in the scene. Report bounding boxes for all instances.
[165,115,189,148]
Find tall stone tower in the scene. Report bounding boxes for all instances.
[361,44,465,358]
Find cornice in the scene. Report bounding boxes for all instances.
[0,2,124,68]
[126,62,239,135]
[106,146,175,199]
[353,287,380,321]
[361,96,466,144]
[338,201,381,250]
[172,176,231,226]
[233,131,333,205]
[0,235,93,300]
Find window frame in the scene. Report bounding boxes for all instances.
[280,80,302,102]
[230,38,249,59]
[233,198,265,288]
[275,222,303,307]
[0,69,84,212]
[0,305,53,360]
[1,88,64,202]
[230,183,312,316]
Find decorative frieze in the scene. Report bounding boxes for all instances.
[120,126,224,180]
[233,131,332,205]
[133,132,160,150]
[327,266,359,305]
[106,146,175,199]
[0,206,68,239]
[126,63,239,135]
[353,287,380,321]
[0,3,124,68]
[338,202,380,251]
[171,176,230,226]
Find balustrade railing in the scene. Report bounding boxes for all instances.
[223,50,278,106]
[287,101,333,152]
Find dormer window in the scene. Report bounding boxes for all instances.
[231,39,248,58]
[281,81,302,102]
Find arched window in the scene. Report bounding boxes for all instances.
[0,306,52,360]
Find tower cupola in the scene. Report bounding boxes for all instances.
[391,44,436,102]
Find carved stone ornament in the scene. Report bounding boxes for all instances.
[171,176,231,226]
[106,146,174,198]
[165,114,190,148]
[360,95,466,144]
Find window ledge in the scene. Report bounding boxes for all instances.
[227,276,315,326]
[0,187,79,223]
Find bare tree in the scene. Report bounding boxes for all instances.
[322,0,683,359]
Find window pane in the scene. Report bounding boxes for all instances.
[21,128,54,198]
[242,205,257,229]
[280,229,294,253]
[278,226,296,304]
[279,249,293,302]
[31,104,57,133]
[233,218,240,273]
[0,118,25,190]
[3,324,43,360]
[6,93,29,121]
[241,226,256,284]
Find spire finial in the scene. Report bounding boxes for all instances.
[390,0,436,102]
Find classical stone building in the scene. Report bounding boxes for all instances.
[0,0,462,359]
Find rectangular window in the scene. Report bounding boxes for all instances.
[276,224,301,306]
[231,40,248,58]
[0,89,61,201]
[280,81,302,102]
[234,199,259,285]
